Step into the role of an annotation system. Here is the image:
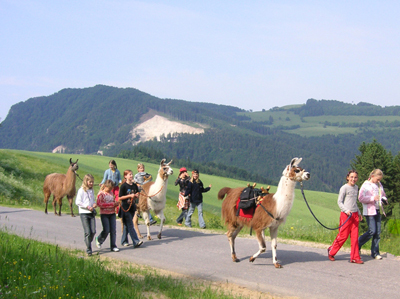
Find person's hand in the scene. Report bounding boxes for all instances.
[374,195,380,201]
[209,184,212,188]
[114,201,120,207]
[87,206,93,211]
[345,210,351,215]
[360,215,363,221]
[92,203,97,208]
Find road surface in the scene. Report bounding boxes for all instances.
[0,206,399,299]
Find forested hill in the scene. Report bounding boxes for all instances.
[1,85,400,192]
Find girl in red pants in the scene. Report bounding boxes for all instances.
[328,170,363,264]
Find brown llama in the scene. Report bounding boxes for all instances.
[133,159,173,240]
[43,158,79,217]
[218,158,310,268]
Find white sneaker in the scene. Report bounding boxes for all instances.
[95,237,101,249]
[112,247,120,252]
[122,243,129,247]
[375,255,382,260]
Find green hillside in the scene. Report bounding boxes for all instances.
[2,86,400,193]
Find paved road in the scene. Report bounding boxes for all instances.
[1,206,399,299]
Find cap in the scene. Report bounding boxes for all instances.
[179,167,187,173]
[192,169,199,174]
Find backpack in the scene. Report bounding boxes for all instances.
[238,187,257,210]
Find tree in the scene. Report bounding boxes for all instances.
[351,139,398,228]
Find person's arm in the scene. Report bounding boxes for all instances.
[175,177,181,186]
[358,183,376,204]
[184,182,192,197]
[76,189,92,211]
[100,169,109,185]
[337,186,348,213]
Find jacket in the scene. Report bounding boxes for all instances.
[358,180,387,216]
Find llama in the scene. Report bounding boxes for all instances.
[43,158,79,217]
[217,158,310,268]
[134,159,173,240]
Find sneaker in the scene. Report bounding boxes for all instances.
[87,249,92,256]
[137,213,143,219]
[200,226,206,229]
[350,259,364,264]
[327,246,335,261]
[95,237,101,249]
[112,247,120,252]
[134,241,143,248]
[122,243,129,247]
[374,255,382,260]
[150,220,157,226]
[177,223,182,226]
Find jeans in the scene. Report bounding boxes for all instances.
[98,214,117,249]
[359,212,381,258]
[185,202,206,228]
[121,211,140,246]
[79,213,96,254]
[176,209,188,224]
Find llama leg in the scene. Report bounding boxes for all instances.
[52,196,58,215]
[57,198,63,216]
[68,196,75,217]
[249,229,266,263]
[142,211,152,240]
[157,211,165,239]
[133,211,143,239]
[227,224,243,262]
[270,226,282,268]
[44,193,50,214]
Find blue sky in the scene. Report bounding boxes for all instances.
[1,0,399,121]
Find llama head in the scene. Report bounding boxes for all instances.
[282,157,310,182]
[158,159,173,180]
[69,158,79,172]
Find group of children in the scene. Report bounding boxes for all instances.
[76,160,212,255]
[75,160,149,255]
[328,169,388,263]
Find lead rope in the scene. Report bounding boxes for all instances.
[300,182,352,230]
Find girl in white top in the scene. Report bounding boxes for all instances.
[75,174,97,256]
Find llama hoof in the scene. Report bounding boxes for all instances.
[232,255,240,262]
[147,236,152,240]
[71,214,76,217]
[157,233,161,239]
[274,263,283,269]
[249,257,256,263]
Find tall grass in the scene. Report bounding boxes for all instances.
[0,230,249,299]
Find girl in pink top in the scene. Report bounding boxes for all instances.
[96,180,120,252]
[358,169,388,260]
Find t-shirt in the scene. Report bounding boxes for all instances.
[337,184,360,213]
[119,182,139,213]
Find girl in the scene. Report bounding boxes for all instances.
[100,160,121,202]
[358,169,388,260]
[96,180,120,252]
[175,167,190,225]
[328,170,363,264]
[184,169,211,229]
[75,174,97,256]
[119,170,143,248]
[134,163,156,226]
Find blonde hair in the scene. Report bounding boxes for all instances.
[137,163,144,171]
[100,179,114,192]
[81,174,94,191]
[369,169,383,179]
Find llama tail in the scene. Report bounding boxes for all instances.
[217,187,231,200]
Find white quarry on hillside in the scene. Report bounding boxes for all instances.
[131,115,204,144]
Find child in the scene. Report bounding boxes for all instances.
[75,174,97,256]
[184,169,211,229]
[358,169,388,260]
[175,167,190,225]
[328,170,363,264]
[134,163,157,226]
[96,180,120,252]
[119,169,143,248]
[100,159,121,202]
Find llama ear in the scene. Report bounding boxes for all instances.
[290,157,302,168]
[75,159,79,164]
[69,158,72,165]
[160,159,166,166]
[166,160,173,166]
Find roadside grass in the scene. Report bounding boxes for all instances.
[1,149,398,256]
[0,229,257,299]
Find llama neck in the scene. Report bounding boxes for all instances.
[273,176,297,218]
[64,168,76,192]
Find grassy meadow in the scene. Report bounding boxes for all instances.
[0,149,398,255]
[238,110,400,137]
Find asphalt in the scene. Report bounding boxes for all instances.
[1,206,399,299]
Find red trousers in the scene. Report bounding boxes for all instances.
[330,212,360,260]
